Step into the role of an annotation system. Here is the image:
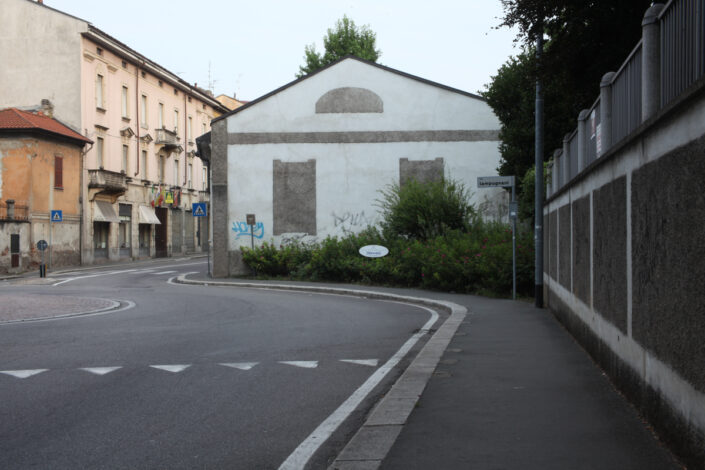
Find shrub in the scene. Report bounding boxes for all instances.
[376,178,477,240]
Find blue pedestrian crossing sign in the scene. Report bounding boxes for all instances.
[51,210,63,222]
[192,203,207,217]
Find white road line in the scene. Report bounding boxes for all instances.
[79,367,122,375]
[340,359,379,367]
[52,269,138,286]
[219,362,259,370]
[279,361,318,369]
[151,270,177,275]
[149,364,191,373]
[278,304,439,470]
[0,369,48,379]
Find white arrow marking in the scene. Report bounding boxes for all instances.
[0,369,48,379]
[150,364,190,373]
[80,367,122,375]
[219,362,259,371]
[279,361,318,369]
[340,359,379,367]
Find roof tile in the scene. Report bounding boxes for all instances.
[0,108,92,144]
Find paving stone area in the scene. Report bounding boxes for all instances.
[0,294,116,322]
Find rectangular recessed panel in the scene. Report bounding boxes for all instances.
[273,160,316,235]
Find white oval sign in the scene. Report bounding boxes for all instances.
[359,245,389,258]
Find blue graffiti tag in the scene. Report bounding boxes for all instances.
[232,221,265,239]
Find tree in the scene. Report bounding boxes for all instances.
[484,0,653,180]
[297,16,381,77]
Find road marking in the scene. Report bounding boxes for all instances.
[80,367,122,375]
[219,362,259,370]
[340,359,378,367]
[52,269,138,286]
[0,369,48,379]
[152,270,177,275]
[279,361,318,369]
[278,304,439,470]
[150,364,191,373]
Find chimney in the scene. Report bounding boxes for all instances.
[37,0,43,4]
[40,99,54,118]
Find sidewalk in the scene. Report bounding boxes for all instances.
[175,275,682,469]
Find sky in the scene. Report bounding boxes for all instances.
[49,0,521,102]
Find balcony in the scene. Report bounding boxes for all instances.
[88,169,127,200]
[155,128,183,153]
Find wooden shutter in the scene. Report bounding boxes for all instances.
[55,156,63,188]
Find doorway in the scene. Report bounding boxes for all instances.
[155,207,168,257]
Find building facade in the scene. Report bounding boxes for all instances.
[1,0,228,268]
[0,108,92,273]
[209,57,506,277]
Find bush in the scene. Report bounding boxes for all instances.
[377,178,477,240]
[240,222,535,298]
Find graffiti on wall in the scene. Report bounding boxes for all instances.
[232,221,265,239]
[331,210,372,233]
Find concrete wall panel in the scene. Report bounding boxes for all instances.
[572,195,591,304]
[632,135,705,393]
[593,176,627,333]
[558,204,571,290]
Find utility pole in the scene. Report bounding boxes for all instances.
[534,33,545,308]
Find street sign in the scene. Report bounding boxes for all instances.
[51,210,62,222]
[477,176,515,188]
[192,203,207,217]
[37,240,48,251]
[246,214,256,226]
[509,202,519,219]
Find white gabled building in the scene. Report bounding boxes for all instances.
[208,56,506,277]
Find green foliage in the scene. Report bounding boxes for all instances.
[376,178,476,241]
[297,15,381,77]
[518,162,551,222]
[240,223,535,298]
[485,0,652,183]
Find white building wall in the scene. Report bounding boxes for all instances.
[223,58,505,253]
[0,0,87,130]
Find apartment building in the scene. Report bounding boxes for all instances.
[2,0,228,266]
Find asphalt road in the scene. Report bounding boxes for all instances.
[0,258,434,469]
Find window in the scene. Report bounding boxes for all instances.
[140,95,147,128]
[158,103,164,129]
[141,150,147,179]
[159,156,165,183]
[188,116,193,141]
[121,60,127,69]
[122,145,129,173]
[121,86,129,118]
[174,110,179,133]
[96,47,103,56]
[188,163,193,189]
[96,74,104,109]
[119,204,131,254]
[96,137,104,168]
[174,88,178,96]
[54,156,63,189]
[158,80,163,88]
[202,167,207,191]
[174,159,180,186]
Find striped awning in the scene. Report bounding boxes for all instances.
[93,200,119,223]
[138,205,161,225]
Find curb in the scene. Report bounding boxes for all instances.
[174,275,468,469]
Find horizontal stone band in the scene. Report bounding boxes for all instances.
[227,130,500,145]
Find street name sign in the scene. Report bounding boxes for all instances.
[477,176,515,188]
[359,245,389,258]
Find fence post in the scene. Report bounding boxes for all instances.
[577,110,590,172]
[562,134,571,185]
[642,3,665,121]
[599,72,615,156]
[552,149,562,194]
[6,200,15,220]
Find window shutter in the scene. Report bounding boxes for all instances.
[55,156,63,188]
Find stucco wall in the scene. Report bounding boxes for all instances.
[1,0,87,130]
[219,59,505,261]
[543,82,705,467]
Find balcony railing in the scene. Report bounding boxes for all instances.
[88,169,127,194]
[155,128,182,152]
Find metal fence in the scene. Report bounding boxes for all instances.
[549,0,704,195]
[0,202,29,221]
[660,0,705,107]
[611,43,643,144]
